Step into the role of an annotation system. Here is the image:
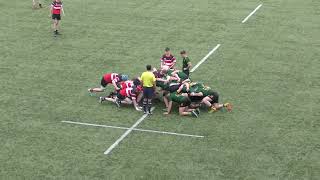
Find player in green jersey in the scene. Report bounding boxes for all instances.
[188,83,233,112]
[163,92,199,117]
[180,50,192,77]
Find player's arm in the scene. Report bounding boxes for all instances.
[49,4,53,16]
[112,80,120,90]
[160,58,164,68]
[140,75,144,87]
[170,61,176,69]
[61,5,65,16]
[176,84,184,93]
[164,100,173,115]
[131,97,141,111]
[185,62,192,70]
[153,76,156,91]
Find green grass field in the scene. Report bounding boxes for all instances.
[1,0,319,179]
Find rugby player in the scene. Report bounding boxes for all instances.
[160,47,176,69]
[163,92,199,118]
[188,83,232,112]
[100,86,143,111]
[88,73,128,93]
[51,0,64,35]
[180,50,192,77]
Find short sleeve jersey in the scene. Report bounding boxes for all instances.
[141,71,156,88]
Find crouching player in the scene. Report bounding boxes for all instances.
[164,92,200,118]
[88,73,128,93]
[99,86,143,111]
[189,84,232,112]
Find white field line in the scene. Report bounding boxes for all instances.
[104,107,155,155]
[61,120,204,138]
[190,44,221,73]
[133,128,204,138]
[241,4,263,23]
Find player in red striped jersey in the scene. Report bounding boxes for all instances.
[160,47,176,69]
[100,86,143,111]
[119,80,134,90]
[50,0,64,35]
[88,73,129,93]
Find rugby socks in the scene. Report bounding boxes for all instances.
[143,98,147,113]
[147,99,152,114]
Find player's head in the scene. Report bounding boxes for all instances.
[161,65,169,73]
[133,78,141,86]
[207,91,219,103]
[165,47,171,56]
[180,50,187,57]
[132,85,143,94]
[120,74,129,81]
[146,65,152,71]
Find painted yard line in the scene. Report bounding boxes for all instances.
[190,44,221,73]
[104,107,155,155]
[61,121,128,130]
[61,121,204,138]
[133,128,204,138]
[241,4,263,23]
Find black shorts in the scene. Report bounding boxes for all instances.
[52,14,61,20]
[189,96,203,102]
[180,98,191,107]
[168,84,180,93]
[117,93,126,100]
[100,77,109,87]
[208,92,219,104]
[183,70,190,77]
[143,87,154,99]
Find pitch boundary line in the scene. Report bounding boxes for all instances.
[241,4,263,23]
[62,120,204,138]
[190,44,221,73]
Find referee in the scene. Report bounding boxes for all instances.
[141,65,156,114]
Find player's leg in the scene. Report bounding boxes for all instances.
[32,0,36,8]
[142,87,152,114]
[55,19,60,34]
[208,92,233,112]
[88,77,107,93]
[178,106,198,118]
[162,91,170,111]
[178,98,198,117]
[114,93,125,108]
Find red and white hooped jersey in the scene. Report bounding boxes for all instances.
[51,1,63,15]
[103,73,120,83]
[119,88,137,98]
[160,54,176,68]
[120,81,134,89]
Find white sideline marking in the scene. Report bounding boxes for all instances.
[190,44,221,73]
[61,121,128,130]
[104,107,155,155]
[241,4,263,23]
[62,120,204,138]
[133,128,204,138]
